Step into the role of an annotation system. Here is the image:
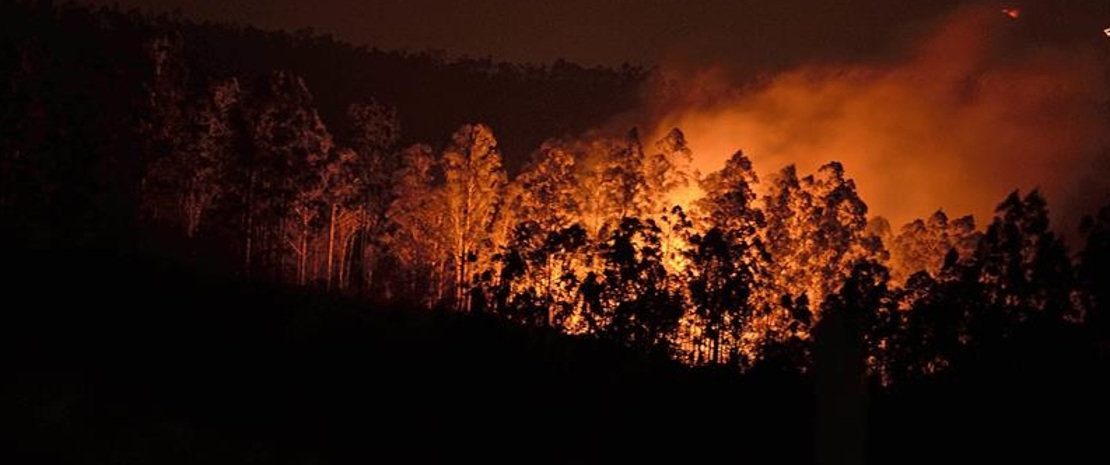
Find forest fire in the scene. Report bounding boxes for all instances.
[7,4,1089,371]
[6,1,1110,461]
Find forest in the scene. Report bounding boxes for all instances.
[4,2,1110,463]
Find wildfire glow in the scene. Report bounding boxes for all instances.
[644,5,1110,231]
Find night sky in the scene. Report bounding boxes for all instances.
[80,0,1110,69]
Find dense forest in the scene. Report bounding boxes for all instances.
[4,2,1110,463]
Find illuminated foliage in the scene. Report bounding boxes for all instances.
[385,144,449,307]
[493,144,589,326]
[644,128,696,215]
[890,210,980,284]
[443,124,508,312]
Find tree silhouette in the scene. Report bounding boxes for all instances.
[813,259,889,465]
[591,218,684,352]
[763,165,818,303]
[686,150,768,365]
[237,71,333,280]
[141,78,240,240]
[809,162,887,302]
[336,99,400,293]
[493,221,588,327]
[975,190,1073,342]
[1079,204,1110,339]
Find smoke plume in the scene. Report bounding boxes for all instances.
[642,5,1110,235]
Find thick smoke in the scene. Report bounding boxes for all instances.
[643,5,1110,235]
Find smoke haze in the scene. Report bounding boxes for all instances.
[643,5,1110,234]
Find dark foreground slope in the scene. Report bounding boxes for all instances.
[3,250,810,464]
[4,250,1108,464]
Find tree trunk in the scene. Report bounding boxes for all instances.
[338,234,349,289]
[310,236,320,285]
[244,212,253,277]
[365,262,375,299]
[339,234,350,289]
[436,259,448,307]
[326,203,337,290]
[243,172,256,277]
[288,212,310,286]
[712,327,721,365]
[299,222,308,286]
[546,261,555,327]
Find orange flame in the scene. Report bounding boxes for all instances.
[1002,8,1020,20]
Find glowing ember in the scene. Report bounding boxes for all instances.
[1002,8,1021,20]
[1104,27,1110,37]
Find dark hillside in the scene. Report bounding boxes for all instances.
[4,250,812,463]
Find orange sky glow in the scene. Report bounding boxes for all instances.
[642,6,1110,233]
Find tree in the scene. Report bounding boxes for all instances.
[762,161,885,342]
[333,99,401,293]
[1078,203,1110,338]
[888,267,965,383]
[820,259,895,383]
[138,33,188,165]
[239,70,333,282]
[809,162,886,303]
[493,221,588,328]
[493,143,589,326]
[385,144,449,307]
[975,190,1073,339]
[813,259,890,465]
[592,218,684,352]
[442,123,507,312]
[598,129,650,227]
[763,165,817,304]
[510,141,580,233]
[685,150,769,365]
[890,210,980,284]
[563,131,651,238]
[318,147,362,290]
[643,128,696,216]
[141,78,240,240]
[757,293,813,372]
